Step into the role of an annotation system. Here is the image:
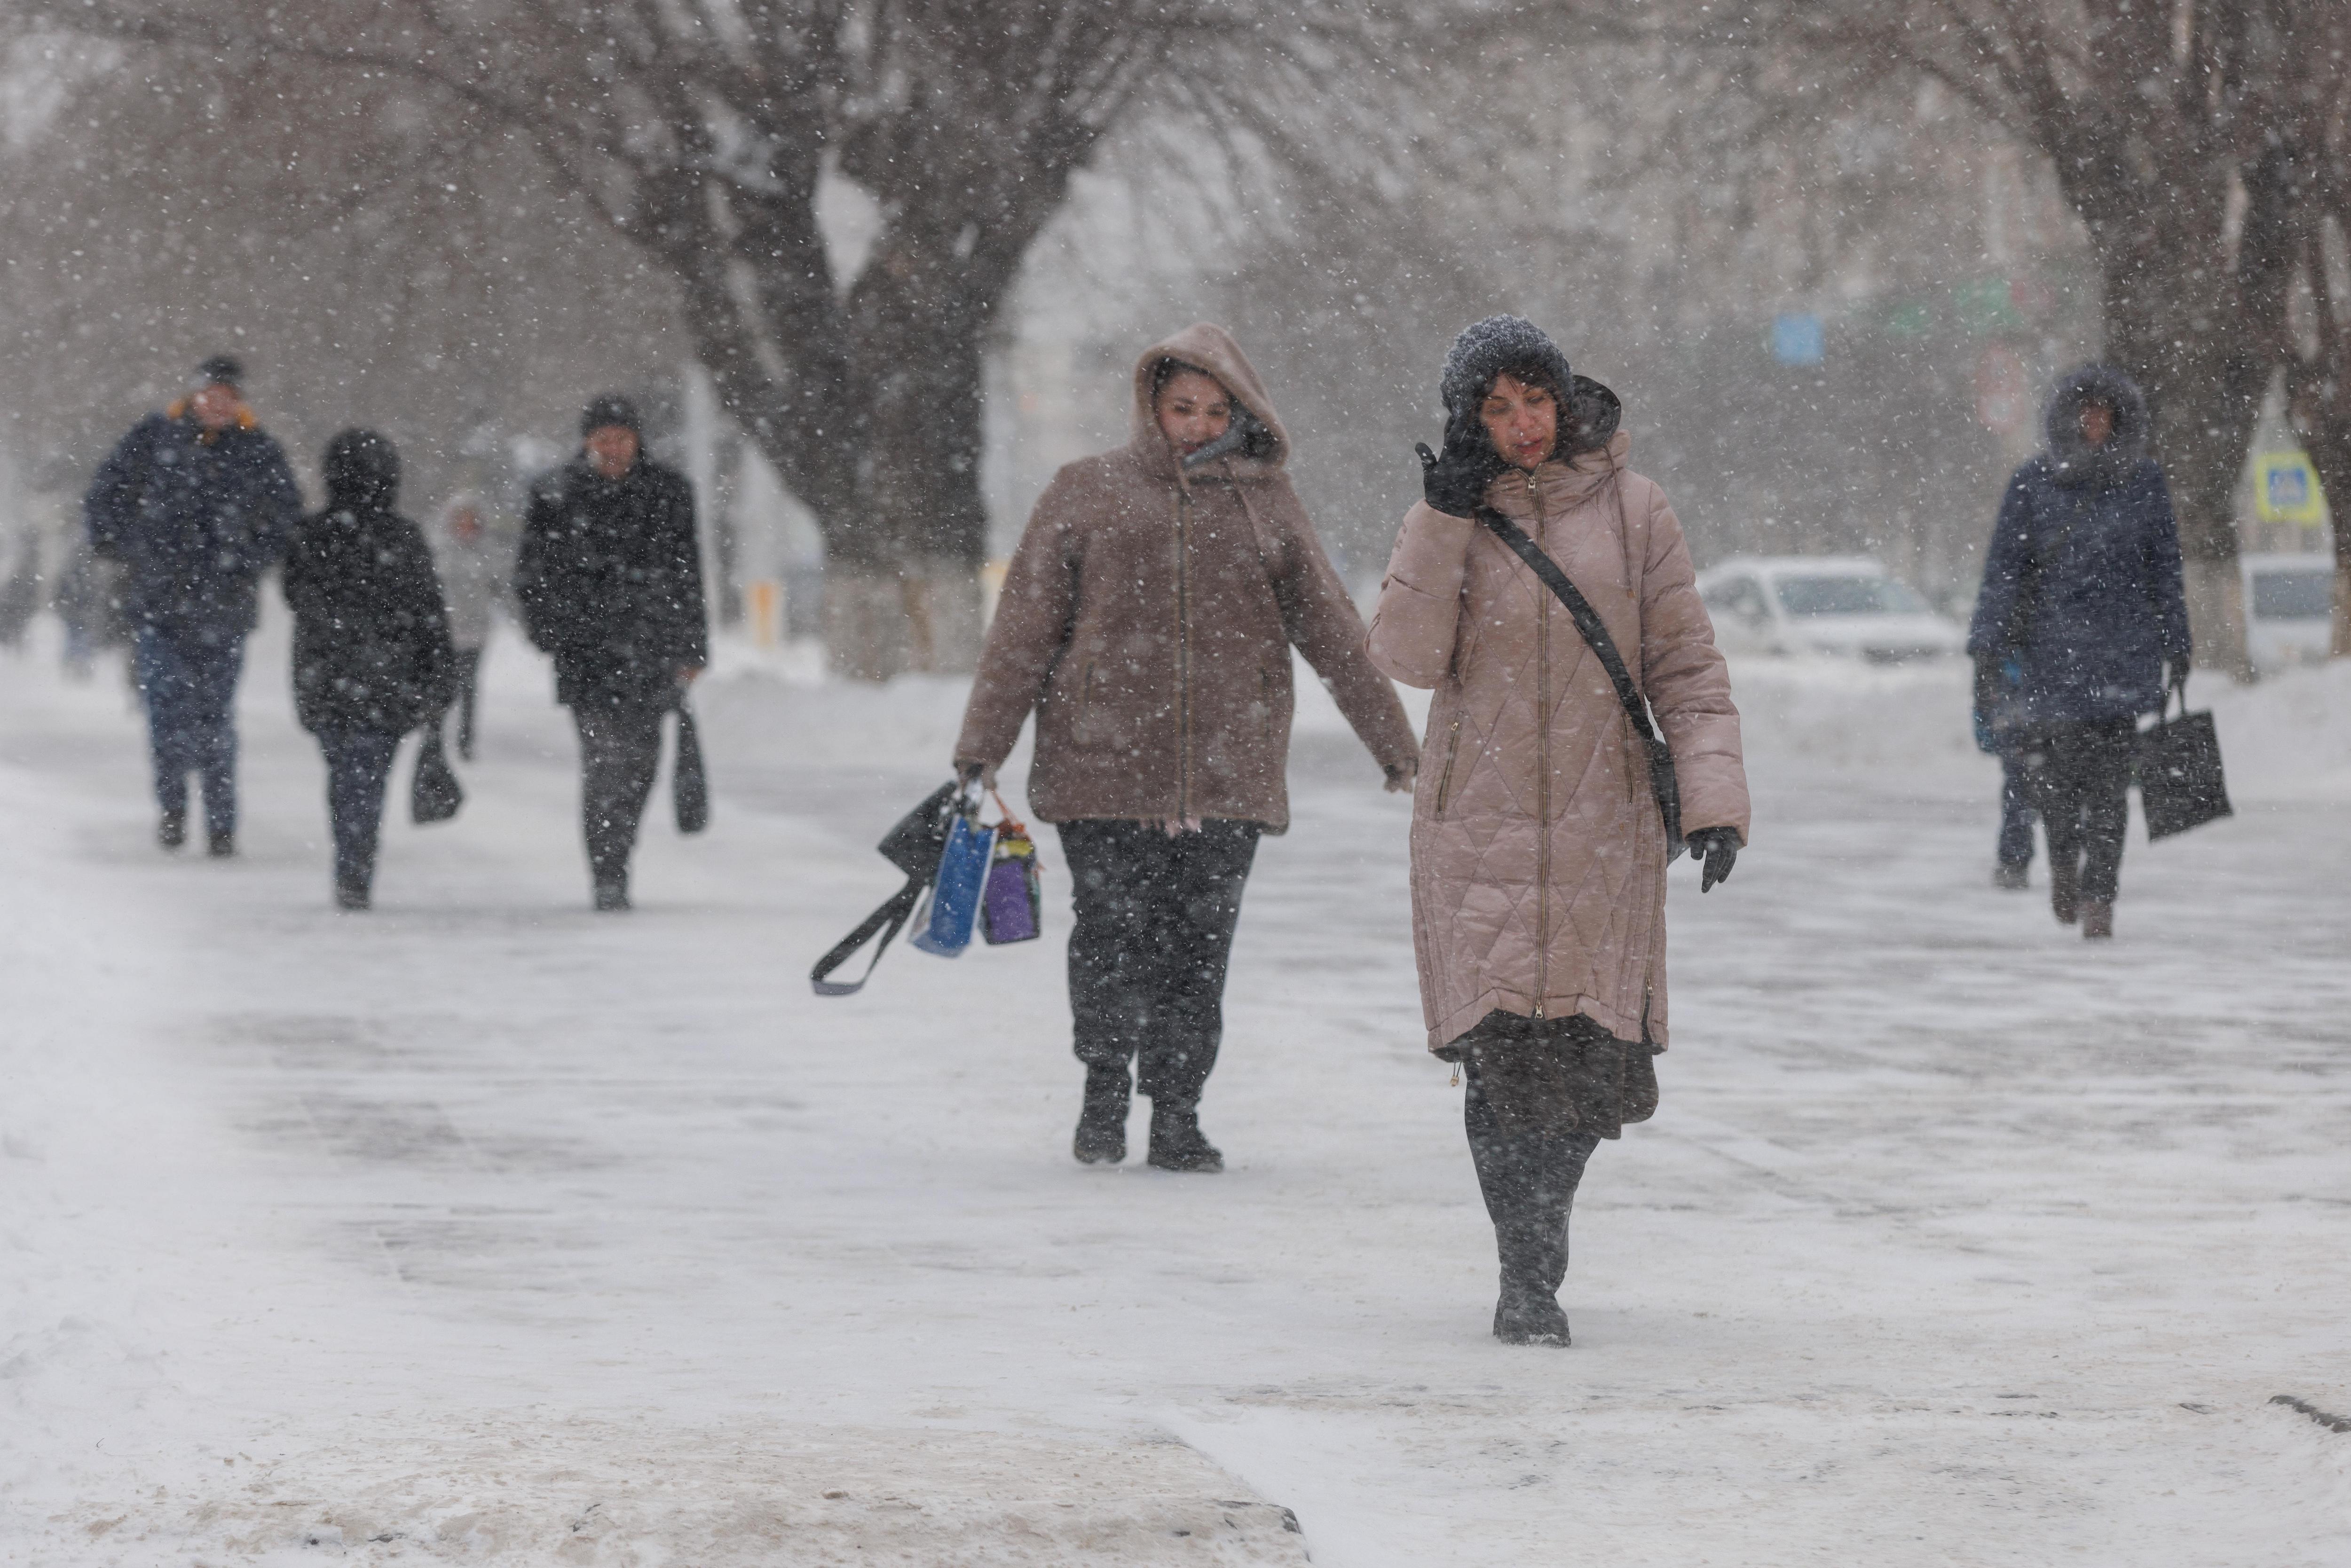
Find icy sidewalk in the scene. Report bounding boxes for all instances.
[3,635,2350,1566]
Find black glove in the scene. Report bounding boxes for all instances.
[1413,403,1505,519]
[954,760,985,788]
[2162,658,2189,703]
[1686,826,1739,892]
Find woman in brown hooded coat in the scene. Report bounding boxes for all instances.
[1369,316,1749,1346]
[956,324,1419,1173]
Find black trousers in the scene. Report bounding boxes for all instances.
[1056,819,1262,1108]
[2019,717,2135,903]
[315,728,401,894]
[1996,745,2036,869]
[1461,1015,1608,1302]
[572,701,666,888]
[451,646,483,757]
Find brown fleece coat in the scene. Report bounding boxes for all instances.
[955,324,1418,828]
[1367,433,1748,1052]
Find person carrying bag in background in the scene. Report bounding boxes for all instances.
[953,323,1420,1174]
[281,430,458,910]
[1369,315,1748,1348]
[1967,365,2193,941]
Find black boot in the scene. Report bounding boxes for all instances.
[1494,1287,1571,1347]
[1073,1065,1130,1165]
[206,828,236,858]
[335,877,371,912]
[158,808,186,851]
[593,876,630,912]
[1146,1100,1223,1173]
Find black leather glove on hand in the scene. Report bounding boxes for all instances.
[1687,826,1739,892]
[2162,658,2189,702]
[1414,404,1506,519]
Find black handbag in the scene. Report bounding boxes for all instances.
[2137,683,2232,841]
[1474,501,1682,845]
[410,723,464,824]
[811,781,960,997]
[673,700,710,835]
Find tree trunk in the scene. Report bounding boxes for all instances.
[2091,197,2262,680]
[754,277,994,681]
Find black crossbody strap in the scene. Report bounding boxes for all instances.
[1473,504,1659,744]
[1473,500,1683,844]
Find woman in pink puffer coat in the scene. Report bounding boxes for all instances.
[1368,316,1750,1347]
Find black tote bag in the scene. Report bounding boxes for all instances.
[673,701,710,835]
[2137,687,2231,841]
[410,723,464,824]
[811,781,960,997]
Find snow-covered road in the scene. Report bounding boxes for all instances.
[4,624,2349,1565]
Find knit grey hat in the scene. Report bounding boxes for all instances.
[1439,315,1571,415]
[1439,315,1622,453]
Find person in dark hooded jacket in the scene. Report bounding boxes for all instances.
[281,430,458,910]
[1968,364,2192,939]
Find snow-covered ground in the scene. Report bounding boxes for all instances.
[4,615,2349,1566]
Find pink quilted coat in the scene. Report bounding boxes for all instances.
[1367,432,1749,1054]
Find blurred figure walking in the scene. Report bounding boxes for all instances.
[955,324,1418,1173]
[84,355,302,855]
[1369,315,1749,1347]
[1973,652,2036,889]
[1969,366,2191,940]
[512,395,708,911]
[281,431,457,910]
[433,490,508,760]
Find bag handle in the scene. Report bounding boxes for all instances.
[811,878,925,997]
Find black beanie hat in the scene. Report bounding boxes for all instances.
[580,394,641,437]
[196,354,245,389]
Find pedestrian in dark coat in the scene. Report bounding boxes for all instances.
[1968,363,2192,939]
[282,430,457,909]
[83,355,303,854]
[511,395,709,910]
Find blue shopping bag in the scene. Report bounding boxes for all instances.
[908,805,996,958]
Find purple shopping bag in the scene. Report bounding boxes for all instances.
[980,830,1041,945]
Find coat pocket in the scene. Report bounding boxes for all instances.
[1073,662,1098,743]
[1431,713,1466,819]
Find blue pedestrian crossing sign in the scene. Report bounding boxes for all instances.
[2253,452,2326,526]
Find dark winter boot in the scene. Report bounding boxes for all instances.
[206,829,236,858]
[1493,1288,1571,1347]
[1073,1065,1131,1165]
[158,808,187,851]
[1992,862,2028,891]
[1146,1101,1223,1173]
[335,878,371,912]
[593,876,631,912]
[2080,901,2113,940]
[2049,855,2079,925]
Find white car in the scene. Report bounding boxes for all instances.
[2241,552,2335,672]
[1696,555,1966,664]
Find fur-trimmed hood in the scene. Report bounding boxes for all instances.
[2043,363,2150,490]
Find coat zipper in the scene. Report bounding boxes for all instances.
[1529,467,1550,1020]
[1174,484,1192,819]
[1432,712,1464,817]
